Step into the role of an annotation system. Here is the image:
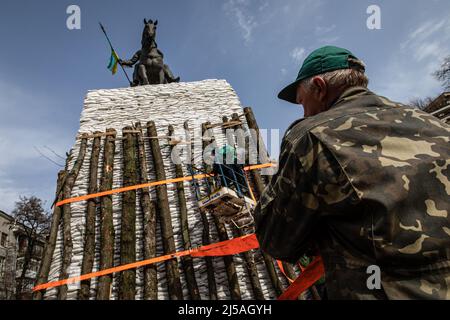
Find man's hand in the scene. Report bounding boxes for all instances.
[119,59,132,67]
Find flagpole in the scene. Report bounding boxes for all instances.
[99,22,132,86]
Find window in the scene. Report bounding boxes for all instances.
[18,236,27,254]
[33,244,43,257]
[16,259,23,271]
[1,232,7,247]
[0,257,4,276]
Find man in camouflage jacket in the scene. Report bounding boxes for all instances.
[255,46,450,299]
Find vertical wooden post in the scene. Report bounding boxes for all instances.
[184,121,217,300]
[243,107,270,164]
[234,112,285,296]
[96,129,117,300]
[118,127,138,300]
[147,121,183,300]
[244,110,321,299]
[79,132,102,300]
[222,116,235,146]
[135,122,158,300]
[281,261,298,283]
[241,109,268,197]
[57,135,88,300]
[202,122,241,300]
[168,125,201,300]
[33,170,66,300]
[222,116,265,300]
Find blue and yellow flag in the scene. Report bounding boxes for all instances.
[107,49,119,75]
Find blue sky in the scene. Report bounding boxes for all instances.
[0,0,449,213]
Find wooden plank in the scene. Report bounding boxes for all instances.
[184,121,218,300]
[168,124,201,300]
[147,121,183,300]
[33,170,66,300]
[79,132,102,299]
[222,115,265,300]
[57,136,88,299]
[232,112,285,296]
[118,127,138,300]
[96,129,117,300]
[135,122,158,300]
[202,122,241,300]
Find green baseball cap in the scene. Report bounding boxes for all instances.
[278,46,364,104]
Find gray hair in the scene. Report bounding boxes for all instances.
[300,58,369,93]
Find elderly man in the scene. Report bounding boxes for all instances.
[254,46,450,299]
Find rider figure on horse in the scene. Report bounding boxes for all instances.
[120,19,180,86]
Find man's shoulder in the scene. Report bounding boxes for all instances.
[283,90,413,145]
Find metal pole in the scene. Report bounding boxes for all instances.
[99,22,132,86]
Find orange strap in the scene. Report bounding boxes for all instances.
[56,163,275,207]
[33,233,259,292]
[242,169,257,202]
[191,233,258,257]
[276,260,295,284]
[297,262,306,272]
[277,257,325,300]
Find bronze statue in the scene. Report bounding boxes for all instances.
[120,19,180,86]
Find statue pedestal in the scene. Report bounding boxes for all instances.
[43,80,279,300]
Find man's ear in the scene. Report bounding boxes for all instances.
[312,76,327,100]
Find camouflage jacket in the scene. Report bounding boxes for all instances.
[255,87,450,300]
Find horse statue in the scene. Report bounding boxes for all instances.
[120,19,180,86]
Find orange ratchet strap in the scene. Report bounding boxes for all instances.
[33,233,259,292]
[277,257,325,300]
[276,260,295,283]
[56,163,275,207]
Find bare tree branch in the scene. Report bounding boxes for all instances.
[43,145,66,161]
[433,55,450,91]
[34,146,64,167]
[409,96,435,110]
[11,196,51,299]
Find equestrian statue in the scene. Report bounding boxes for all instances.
[120,19,180,86]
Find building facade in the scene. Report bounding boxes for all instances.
[0,210,16,299]
[424,92,450,123]
[0,210,46,299]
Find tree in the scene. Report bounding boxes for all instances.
[11,196,50,299]
[433,55,450,90]
[408,55,450,110]
[409,96,435,110]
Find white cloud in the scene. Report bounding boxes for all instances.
[223,0,258,43]
[223,0,323,44]
[317,36,340,45]
[290,47,306,64]
[400,18,450,61]
[315,24,336,35]
[401,19,447,50]
[313,23,340,45]
[371,17,450,103]
[258,1,269,12]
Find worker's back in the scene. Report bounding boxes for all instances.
[284,87,450,299]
